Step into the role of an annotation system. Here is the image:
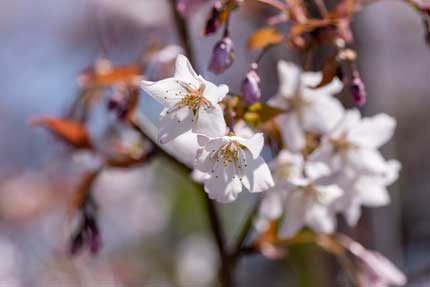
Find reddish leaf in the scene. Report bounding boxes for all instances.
[78,59,141,88]
[310,53,338,89]
[30,117,92,149]
[247,27,283,50]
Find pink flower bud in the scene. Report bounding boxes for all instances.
[351,72,366,106]
[208,37,235,74]
[241,66,261,105]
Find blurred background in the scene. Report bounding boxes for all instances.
[0,0,429,286]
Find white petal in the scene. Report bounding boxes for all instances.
[277,113,305,152]
[195,148,215,173]
[347,148,388,175]
[277,61,301,98]
[203,81,229,106]
[191,169,210,183]
[302,94,345,133]
[174,54,200,85]
[158,107,194,143]
[331,109,361,139]
[349,113,396,149]
[316,184,343,205]
[235,133,264,160]
[141,78,183,108]
[192,105,227,137]
[306,205,337,234]
[342,198,362,226]
[166,131,200,167]
[355,177,391,207]
[259,190,283,220]
[242,154,274,193]
[203,163,243,203]
[303,74,343,96]
[382,159,401,186]
[279,190,307,238]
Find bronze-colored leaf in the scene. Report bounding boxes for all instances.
[247,27,283,50]
[30,117,92,149]
[78,61,141,88]
[310,53,338,89]
[244,102,285,127]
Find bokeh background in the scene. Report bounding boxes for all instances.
[0,0,429,286]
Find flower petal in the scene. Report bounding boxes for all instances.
[235,133,264,160]
[277,61,301,98]
[242,153,274,193]
[174,54,200,85]
[279,190,307,238]
[203,81,229,106]
[302,94,345,133]
[141,78,183,108]
[158,107,193,144]
[355,177,391,207]
[203,163,243,203]
[349,113,396,149]
[192,105,227,137]
[277,113,305,152]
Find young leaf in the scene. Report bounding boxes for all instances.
[247,27,283,50]
[310,53,338,89]
[30,117,92,149]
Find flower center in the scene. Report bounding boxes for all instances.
[166,81,213,122]
[331,133,357,152]
[210,141,248,180]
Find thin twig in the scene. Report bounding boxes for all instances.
[313,0,329,18]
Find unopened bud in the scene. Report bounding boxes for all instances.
[241,65,261,105]
[351,72,366,106]
[208,37,235,74]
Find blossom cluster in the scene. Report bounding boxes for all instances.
[142,54,400,241]
[141,55,275,203]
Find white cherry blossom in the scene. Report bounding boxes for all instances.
[141,54,228,143]
[309,109,396,175]
[269,61,344,152]
[195,133,274,203]
[333,159,401,226]
[257,150,342,238]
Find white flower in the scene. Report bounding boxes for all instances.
[309,109,396,175]
[141,54,228,143]
[257,151,342,238]
[255,150,303,232]
[195,133,274,203]
[270,61,344,152]
[333,159,401,226]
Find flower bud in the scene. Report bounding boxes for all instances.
[351,72,366,106]
[208,37,235,74]
[204,2,222,36]
[241,66,261,105]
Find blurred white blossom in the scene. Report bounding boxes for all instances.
[176,234,218,286]
[270,61,344,152]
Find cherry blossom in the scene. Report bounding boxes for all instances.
[332,159,401,226]
[195,133,274,203]
[257,150,342,237]
[141,55,228,143]
[269,61,344,152]
[309,109,396,175]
